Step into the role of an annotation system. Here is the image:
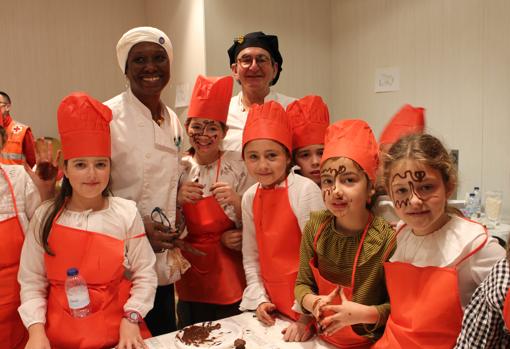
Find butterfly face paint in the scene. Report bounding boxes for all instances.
[320,157,371,220]
[389,160,451,236]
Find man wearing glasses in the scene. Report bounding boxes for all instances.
[0,91,36,167]
[224,32,295,153]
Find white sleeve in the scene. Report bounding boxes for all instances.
[18,206,49,328]
[291,177,326,232]
[240,186,270,311]
[123,211,157,317]
[23,171,41,221]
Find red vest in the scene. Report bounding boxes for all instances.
[0,120,28,165]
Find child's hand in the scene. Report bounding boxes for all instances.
[281,314,315,342]
[177,181,204,205]
[311,286,340,320]
[256,302,277,326]
[319,289,379,336]
[211,182,240,207]
[116,318,147,349]
[25,323,51,349]
[220,229,242,251]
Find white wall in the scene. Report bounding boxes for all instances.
[0,0,146,138]
[203,0,332,104]
[331,0,510,218]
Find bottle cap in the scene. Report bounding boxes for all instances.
[66,267,79,277]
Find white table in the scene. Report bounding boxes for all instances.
[144,312,336,349]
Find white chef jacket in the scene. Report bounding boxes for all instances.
[391,214,506,307]
[0,164,40,233]
[18,197,157,328]
[105,88,184,285]
[179,150,254,227]
[223,91,296,153]
[240,172,325,310]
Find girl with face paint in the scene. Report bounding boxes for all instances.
[373,133,506,349]
[295,120,395,348]
[240,101,325,342]
[176,76,253,328]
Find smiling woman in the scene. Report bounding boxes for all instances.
[105,27,185,336]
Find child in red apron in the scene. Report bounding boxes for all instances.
[18,93,157,349]
[0,126,58,349]
[374,133,506,349]
[287,95,330,187]
[241,101,325,342]
[295,119,395,349]
[176,75,252,327]
[454,241,510,348]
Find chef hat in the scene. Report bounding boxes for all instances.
[287,95,330,150]
[58,92,112,160]
[187,75,233,124]
[322,119,379,182]
[227,31,283,85]
[116,26,173,73]
[379,104,425,146]
[242,101,292,154]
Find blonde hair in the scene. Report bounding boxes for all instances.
[382,134,458,208]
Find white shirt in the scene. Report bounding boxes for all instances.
[105,89,184,285]
[18,197,157,328]
[391,215,506,307]
[0,164,41,233]
[240,172,325,310]
[179,150,254,227]
[223,91,296,153]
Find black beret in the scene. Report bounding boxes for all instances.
[227,31,283,85]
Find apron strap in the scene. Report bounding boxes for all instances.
[381,223,406,262]
[454,217,489,267]
[312,214,374,289]
[0,166,20,218]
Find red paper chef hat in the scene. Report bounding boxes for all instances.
[321,119,379,182]
[379,104,425,146]
[242,101,292,154]
[188,75,233,123]
[58,92,112,160]
[287,95,330,150]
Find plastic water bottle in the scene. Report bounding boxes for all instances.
[465,193,476,218]
[472,187,482,217]
[65,268,90,318]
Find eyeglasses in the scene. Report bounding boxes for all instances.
[237,55,272,68]
[151,207,173,232]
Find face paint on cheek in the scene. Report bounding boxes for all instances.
[391,170,427,208]
[321,165,347,201]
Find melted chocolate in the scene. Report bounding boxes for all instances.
[176,322,222,347]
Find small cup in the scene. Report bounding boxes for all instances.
[485,191,503,225]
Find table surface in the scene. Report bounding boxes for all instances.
[144,312,335,349]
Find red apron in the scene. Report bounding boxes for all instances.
[503,284,510,331]
[44,207,151,349]
[310,216,374,349]
[373,221,488,349]
[253,178,300,320]
[177,156,245,304]
[0,166,28,349]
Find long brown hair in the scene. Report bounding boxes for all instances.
[40,161,111,255]
[381,133,459,215]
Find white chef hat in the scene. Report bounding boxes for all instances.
[116,26,174,73]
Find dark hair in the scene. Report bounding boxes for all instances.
[0,91,11,104]
[40,161,111,255]
[0,126,6,147]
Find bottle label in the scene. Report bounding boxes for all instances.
[66,285,90,309]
